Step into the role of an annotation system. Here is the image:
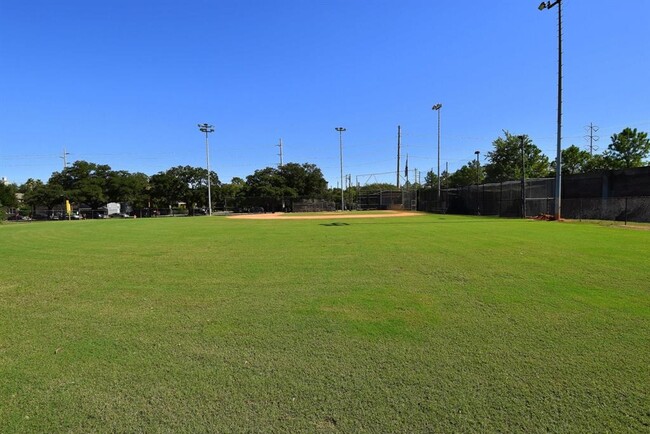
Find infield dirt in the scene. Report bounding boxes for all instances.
[228,211,423,220]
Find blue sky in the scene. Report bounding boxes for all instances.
[1,0,649,187]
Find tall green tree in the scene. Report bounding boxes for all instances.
[107,171,150,208]
[0,182,18,209]
[583,154,609,172]
[49,161,112,209]
[484,132,550,182]
[244,163,327,211]
[244,167,285,211]
[424,170,439,189]
[221,177,246,210]
[150,166,219,214]
[555,145,593,175]
[19,179,44,212]
[448,161,484,187]
[279,163,328,199]
[603,127,650,169]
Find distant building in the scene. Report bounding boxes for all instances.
[1,177,8,186]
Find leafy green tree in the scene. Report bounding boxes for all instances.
[20,179,44,212]
[49,161,112,209]
[583,154,609,172]
[357,183,397,193]
[221,177,246,210]
[150,170,183,209]
[0,182,18,209]
[22,181,65,212]
[603,127,650,169]
[448,161,484,187]
[279,163,328,199]
[424,170,439,189]
[243,163,327,211]
[107,171,150,208]
[150,166,219,214]
[554,145,593,175]
[244,167,285,211]
[484,132,550,182]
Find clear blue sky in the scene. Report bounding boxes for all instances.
[1,0,649,187]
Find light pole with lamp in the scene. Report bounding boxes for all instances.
[432,103,442,202]
[335,127,346,211]
[538,0,563,220]
[474,150,481,215]
[198,123,214,216]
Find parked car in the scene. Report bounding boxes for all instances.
[83,211,107,219]
[109,213,131,218]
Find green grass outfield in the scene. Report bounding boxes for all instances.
[1,214,648,432]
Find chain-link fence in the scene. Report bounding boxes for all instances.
[356,188,417,210]
[417,171,650,223]
[562,197,650,222]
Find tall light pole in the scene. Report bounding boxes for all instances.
[539,0,562,220]
[432,103,442,201]
[198,123,214,216]
[335,127,346,211]
[520,135,527,218]
[474,150,481,215]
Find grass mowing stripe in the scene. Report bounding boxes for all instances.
[0,215,648,432]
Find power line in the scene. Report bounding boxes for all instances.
[584,123,600,155]
[277,138,283,167]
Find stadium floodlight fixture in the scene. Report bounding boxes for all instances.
[198,123,215,216]
[431,103,442,201]
[538,0,563,220]
[335,127,346,211]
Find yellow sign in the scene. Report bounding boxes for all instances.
[65,200,71,215]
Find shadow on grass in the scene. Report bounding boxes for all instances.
[319,222,351,227]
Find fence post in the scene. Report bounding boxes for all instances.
[579,198,582,222]
[625,197,628,225]
[499,182,502,217]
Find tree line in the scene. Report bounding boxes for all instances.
[1,162,330,215]
[1,126,648,215]
[425,127,650,188]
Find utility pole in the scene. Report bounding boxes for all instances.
[396,125,401,188]
[60,147,70,170]
[277,138,284,167]
[584,123,599,156]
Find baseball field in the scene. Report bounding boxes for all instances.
[1,212,648,432]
